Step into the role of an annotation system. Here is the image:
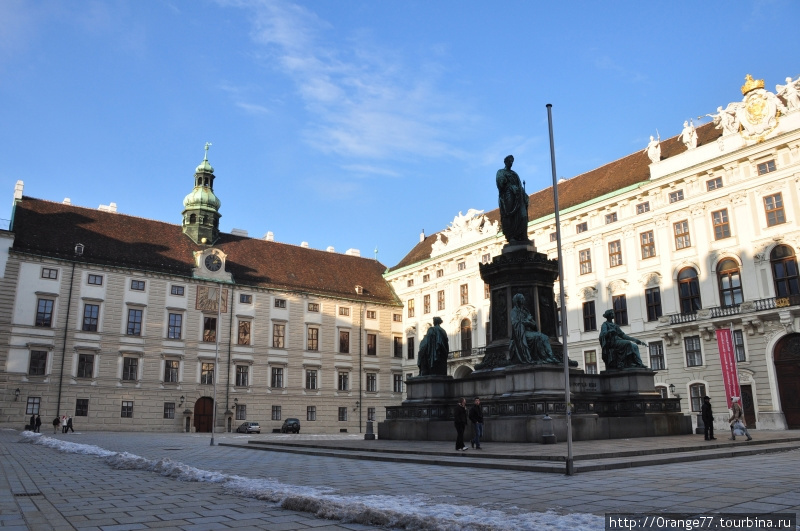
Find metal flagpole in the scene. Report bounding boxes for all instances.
[210,285,222,446]
[546,104,574,475]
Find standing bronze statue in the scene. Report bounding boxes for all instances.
[509,294,560,365]
[599,309,647,370]
[496,155,530,245]
[417,316,449,376]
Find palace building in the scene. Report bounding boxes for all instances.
[386,73,800,432]
[0,149,404,433]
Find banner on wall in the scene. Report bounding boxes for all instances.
[715,328,740,409]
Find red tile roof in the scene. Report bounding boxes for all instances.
[11,197,401,306]
[389,123,721,272]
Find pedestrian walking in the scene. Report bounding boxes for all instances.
[66,416,74,433]
[469,397,484,449]
[34,415,42,433]
[61,415,67,433]
[729,397,752,441]
[454,397,468,451]
[52,416,59,434]
[701,395,716,440]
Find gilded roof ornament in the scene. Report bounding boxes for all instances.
[741,74,765,95]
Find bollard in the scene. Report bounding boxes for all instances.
[364,420,376,440]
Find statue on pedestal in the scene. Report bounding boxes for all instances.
[599,309,647,370]
[496,155,530,245]
[417,316,449,376]
[679,120,698,150]
[643,135,661,163]
[776,76,800,111]
[509,294,559,365]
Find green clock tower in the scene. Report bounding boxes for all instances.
[182,143,222,245]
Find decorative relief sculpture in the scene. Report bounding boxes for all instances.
[707,104,741,136]
[509,294,560,365]
[417,316,449,376]
[679,120,698,150]
[736,74,787,140]
[429,209,498,257]
[496,155,530,246]
[776,76,800,112]
[643,135,661,163]
[599,309,647,370]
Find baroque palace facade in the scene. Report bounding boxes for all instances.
[0,150,405,433]
[386,73,800,432]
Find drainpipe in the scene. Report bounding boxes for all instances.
[359,302,364,433]
[56,249,80,417]
[225,286,235,421]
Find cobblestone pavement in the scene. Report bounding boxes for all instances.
[2,429,799,530]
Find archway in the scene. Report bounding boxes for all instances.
[774,334,800,428]
[452,365,473,379]
[194,397,214,433]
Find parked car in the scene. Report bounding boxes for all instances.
[236,421,261,434]
[281,418,300,433]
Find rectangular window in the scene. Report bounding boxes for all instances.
[437,290,445,311]
[367,373,377,392]
[484,284,490,299]
[339,330,350,353]
[605,212,618,224]
[407,337,415,360]
[583,301,597,332]
[733,330,746,362]
[170,285,185,296]
[368,407,376,422]
[338,407,348,421]
[460,284,469,305]
[674,220,691,249]
[407,299,415,318]
[640,230,656,259]
[367,333,377,356]
[649,341,665,370]
[764,193,786,226]
[164,402,175,419]
[393,313,402,322]
[236,404,246,420]
[684,336,702,367]
[271,405,281,421]
[608,240,622,267]
[82,303,99,332]
[126,309,143,336]
[706,177,723,191]
[130,280,145,291]
[407,279,414,287]
[307,327,318,351]
[35,299,54,327]
[669,190,684,203]
[645,287,662,322]
[122,357,138,381]
[273,323,285,348]
[235,365,249,387]
[612,295,628,326]
[423,294,431,314]
[436,269,444,278]
[366,310,376,319]
[41,267,58,279]
[712,209,731,240]
[690,384,706,412]
[75,398,88,417]
[393,374,403,393]
[203,317,217,342]
[308,302,319,312]
[576,222,588,233]
[339,306,351,316]
[481,253,491,264]
[239,294,252,304]
[423,274,430,283]
[201,362,214,385]
[168,313,182,339]
[549,232,557,242]
[121,401,133,418]
[87,274,103,285]
[271,367,283,388]
[164,360,179,383]
[77,353,94,378]
[338,371,349,391]
[274,298,286,308]
[579,249,592,274]
[26,397,41,415]
[584,350,597,374]
[307,406,316,421]
[757,159,776,175]
[393,337,403,358]
[29,350,47,376]
[238,320,251,345]
[306,369,317,390]
[636,201,650,214]
[458,261,466,271]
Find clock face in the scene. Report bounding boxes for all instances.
[205,254,222,272]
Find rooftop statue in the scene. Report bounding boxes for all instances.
[599,309,647,370]
[707,104,741,136]
[679,120,698,150]
[417,316,449,376]
[776,76,800,112]
[509,294,560,365]
[643,135,661,163]
[496,155,530,245]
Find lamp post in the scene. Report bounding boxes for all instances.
[210,285,222,446]
[14,388,20,401]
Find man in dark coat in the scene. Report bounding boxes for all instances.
[469,397,484,449]
[29,414,36,431]
[454,398,468,451]
[701,395,716,440]
[34,415,42,433]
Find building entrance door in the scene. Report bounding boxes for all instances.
[739,384,756,429]
[194,397,214,433]
[774,334,800,429]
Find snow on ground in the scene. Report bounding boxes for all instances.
[19,431,603,530]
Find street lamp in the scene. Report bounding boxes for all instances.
[179,396,185,407]
[669,384,676,396]
[14,388,20,401]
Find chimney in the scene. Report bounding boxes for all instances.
[420,229,425,242]
[14,181,24,201]
[326,246,335,252]
[345,248,361,257]
[301,241,309,248]
[63,198,71,205]
[264,231,274,241]
[231,228,248,237]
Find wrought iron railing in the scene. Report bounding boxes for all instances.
[448,347,486,360]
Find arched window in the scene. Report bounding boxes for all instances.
[717,259,743,308]
[771,245,800,299]
[678,268,701,314]
[189,214,196,224]
[460,318,472,353]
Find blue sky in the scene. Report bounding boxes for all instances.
[1,1,798,268]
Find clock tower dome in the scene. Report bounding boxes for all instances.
[182,143,222,245]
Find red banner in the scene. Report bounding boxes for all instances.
[715,329,740,409]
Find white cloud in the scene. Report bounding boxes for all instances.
[236,102,270,115]
[340,164,400,178]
